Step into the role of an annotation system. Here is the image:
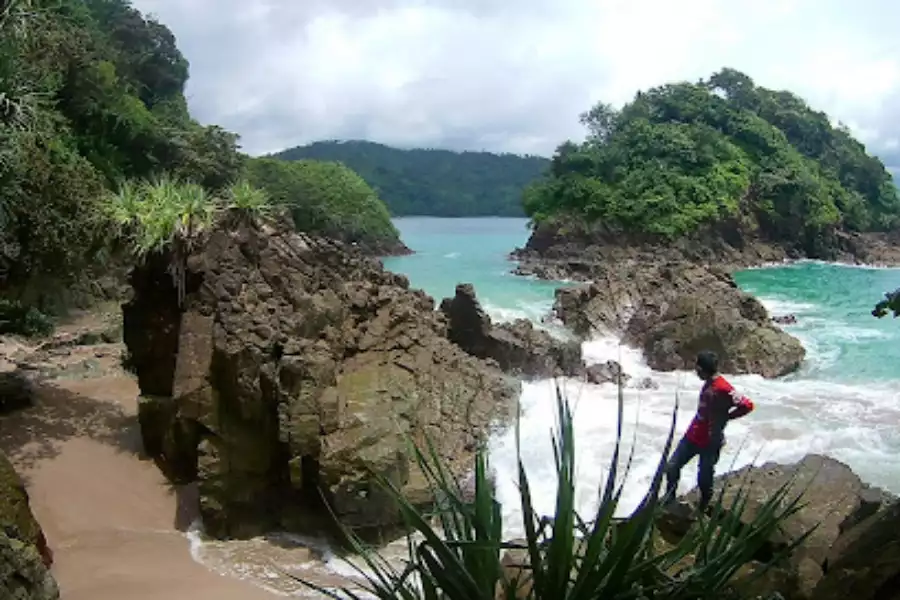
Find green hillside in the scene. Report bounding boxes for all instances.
[524,68,900,257]
[271,140,550,217]
[0,0,402,311]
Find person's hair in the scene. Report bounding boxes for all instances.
[696,350,719,376]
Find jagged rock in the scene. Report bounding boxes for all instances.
[664,454,874,597]
[0,452,57,599]
[584,360,630,386]
[635,376,658,390]
[551,261,805,378]
[812,499,900,600]
[440,283,583,379]
[773,314,798,325]
[0,452,52,569]
[124,218,519,541]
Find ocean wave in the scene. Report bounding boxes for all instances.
[488,332,900,538]
[743,258,900,272]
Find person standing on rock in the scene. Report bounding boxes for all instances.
[662,350,755,512]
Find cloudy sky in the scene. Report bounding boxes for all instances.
[133,0,899,169]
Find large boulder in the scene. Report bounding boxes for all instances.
[552,260,805,378]
[124,218,519,541]
[0,452,58,599]
[812,499,900,600]
[660,454,895,599]
[440,283,583,379]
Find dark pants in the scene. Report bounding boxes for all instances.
[663,437,721,509]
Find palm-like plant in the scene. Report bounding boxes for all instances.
[226,178,273,224]
[293,379,814,599]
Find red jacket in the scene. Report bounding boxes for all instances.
[685,375,754,448]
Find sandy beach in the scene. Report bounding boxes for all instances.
[0,336,281,600]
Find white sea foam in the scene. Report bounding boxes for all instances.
[488,332,900,542]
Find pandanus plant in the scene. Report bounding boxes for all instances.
[100,175,271,304]
[292,379,815,599]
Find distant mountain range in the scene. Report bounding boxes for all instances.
[269,140,550,217]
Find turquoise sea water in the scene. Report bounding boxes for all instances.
[385,217,900,527]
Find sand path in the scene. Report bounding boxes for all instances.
[0,335,281,600]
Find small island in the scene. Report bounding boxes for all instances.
[512,68,900,378]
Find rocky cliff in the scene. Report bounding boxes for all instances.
[123,216,521,541]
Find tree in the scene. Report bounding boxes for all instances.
[244,157,402,252]
[522,68,900,257]
[579,102,619,144]
[0,0,245,305]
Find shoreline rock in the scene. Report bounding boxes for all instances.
[123,216,520,543]
[549,260,805,378]
[439,283,584,379]
[657,454,899,600]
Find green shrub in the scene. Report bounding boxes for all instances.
[244,157,401,248]
[525,69,900,252]
[292,382,814,599]
[0,299,53,337]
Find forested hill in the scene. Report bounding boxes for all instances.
[271,140,550,217]
[524,68,900,258]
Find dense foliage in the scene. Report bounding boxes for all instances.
[0,0,402,316]
[0,0,244,303]
[273,140,550,217]
[524,69,900,255]
[244,157,401,251]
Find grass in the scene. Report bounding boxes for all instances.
[290,380,816,599]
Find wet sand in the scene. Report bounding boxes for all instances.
[0,348,281,600]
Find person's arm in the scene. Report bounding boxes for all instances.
[728,393,754,420]
[714,378,754,420]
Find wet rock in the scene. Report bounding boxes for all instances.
[634,376,658,390]
[440,283,583,379]
[773,314,798,325]
[679,455,869,573]
[551,261,804,378]
[584,360,630,386]
[0,530,59,600]
[511,220,808,379]
[0,367,32,414]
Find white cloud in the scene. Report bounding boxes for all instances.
[134,0,900,159]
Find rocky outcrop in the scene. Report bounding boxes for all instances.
[0,451,58,599]
[584,360,630,386]
[812,498,900,600]
[124,217,519,541]
[551,260,805,378]
[659,454,897,600]
[440,283,583,379]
